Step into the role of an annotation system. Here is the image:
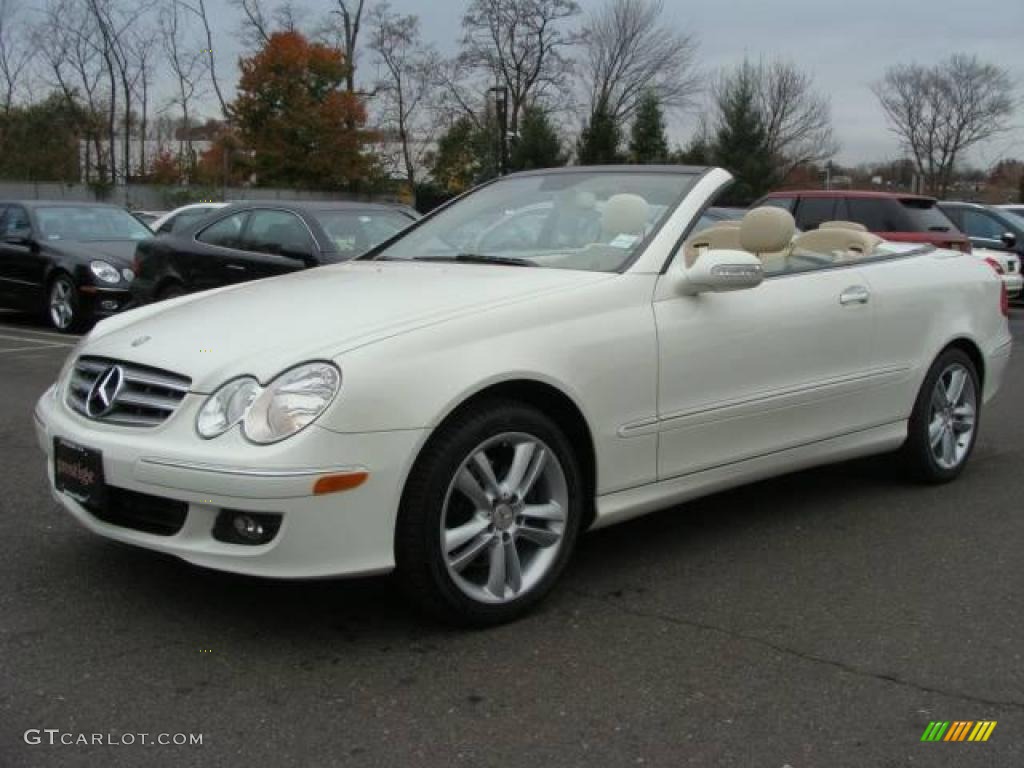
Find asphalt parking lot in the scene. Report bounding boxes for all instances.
[1,307,1022,768]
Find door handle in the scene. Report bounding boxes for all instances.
[839,286,870,306]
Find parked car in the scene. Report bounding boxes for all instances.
[130,201,419,304]
[999,205,1024,218]
[0,201,152,331]
[756,190,971,252]
[130,210,166,230]
[149,203,230,236]
[35,166,1011,625]
[938,202,1024,299]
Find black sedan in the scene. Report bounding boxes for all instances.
[130,201,419,304]
[0,201,152,331]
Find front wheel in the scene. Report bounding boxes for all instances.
[47,274,84,332]
[899,348,980,483]
[395,400,584,626]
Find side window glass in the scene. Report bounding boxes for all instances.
[961,210,1006,241]
[794,198,835,230]
[196,212,248,249]
[243,210,315,257]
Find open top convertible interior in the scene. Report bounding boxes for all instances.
[376,167,926,276]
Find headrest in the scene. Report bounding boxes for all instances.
[740,207,796,253]
[820,220,868,232]
[602,194,650,237]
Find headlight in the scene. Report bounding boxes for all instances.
[90,260,121,284]
[243,362,341,444]
[196,377,261,438]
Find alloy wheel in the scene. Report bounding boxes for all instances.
[49,278,75,330]
[440,432,568,604]
[928,363,977,470]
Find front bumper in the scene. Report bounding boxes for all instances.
[80,286,134,319]
[34,386,427,579]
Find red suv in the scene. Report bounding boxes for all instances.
[754,190,971,252]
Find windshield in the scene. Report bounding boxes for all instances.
[372,170,699,272]
[313,209,414,256]
[36,206,153,242]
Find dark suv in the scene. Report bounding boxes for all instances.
[938,201,1024,259]
[755,190,970,252]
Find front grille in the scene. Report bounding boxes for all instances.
[85,486,188,536]
[67,356,191,427]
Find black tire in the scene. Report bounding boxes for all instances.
[158,283,186,301]
[899,348,981,484]
[45,273,86,333]
[395,398,584,627]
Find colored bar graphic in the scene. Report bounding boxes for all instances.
[921,720,995,743]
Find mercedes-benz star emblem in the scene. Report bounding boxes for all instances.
[86,365,125,418]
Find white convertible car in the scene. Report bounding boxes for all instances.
[35,167,1012,625]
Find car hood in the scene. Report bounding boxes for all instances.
[47,239,141,267]
[84,260,614,391]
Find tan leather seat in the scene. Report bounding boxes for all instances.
[820,220,868,232]
[684,225,742,266]
[790,228,883,261]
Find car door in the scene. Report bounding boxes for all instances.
[237,209,317,278]
[0,205,43,310]
[183,210,255,291]
[653,259,876,481]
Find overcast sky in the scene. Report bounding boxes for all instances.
[29,0,1024,167]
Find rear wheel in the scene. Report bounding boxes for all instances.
[395,400,583,626]
[899,348,980,483]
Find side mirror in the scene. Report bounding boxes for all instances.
[3,228,32,246]
[1001,232,1017,249]
[674,249,764,296]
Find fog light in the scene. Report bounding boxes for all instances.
[213,510,282,546]
[100,300,119,311]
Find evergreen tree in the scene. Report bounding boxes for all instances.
[576,99,623,165]
[428,116,498,195]
[509,105,567,171]
[712,62,776,204]
[673,133,713,166]
[1019,173,1024,204]
[629,91,670,164]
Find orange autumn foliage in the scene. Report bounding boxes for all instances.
[231,31,376,189]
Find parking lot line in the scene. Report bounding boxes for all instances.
[0,325,81,341]
[0,333,74,347]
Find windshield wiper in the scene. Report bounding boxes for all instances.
[415,253,537,267]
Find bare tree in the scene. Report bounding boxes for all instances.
[0,0,34,114]
[127,25,158,174]
[160,0,208,170]
[873,54,1016,197]
[329,0,365,93]
[459,0,581,133]
[755,58,838,181]
[35,0,107,176]
[178,0,230,119]
[232,0,301,49]
[369,3,440,201]
[582,0,699,124]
